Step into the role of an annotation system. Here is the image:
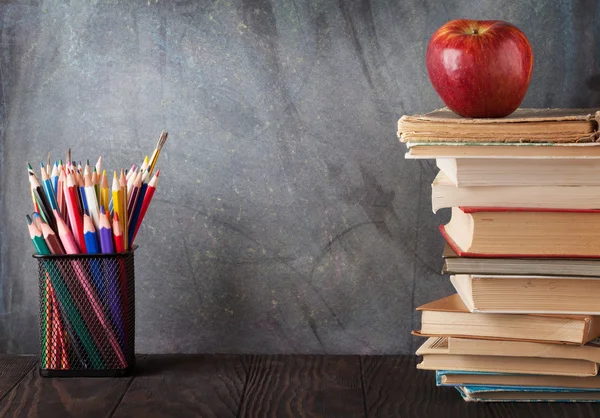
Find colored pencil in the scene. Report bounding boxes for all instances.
[126,170,142,223]
[125,164,137,182]
[27,163,40,213]
[84,173,100,228]
[111,172,123,249]
[148,131,167,176]
[51,162,59,195]
[31,212,44,230]
[30,173,56,231]
[83,214,100,254]
[58,210,126,367]
[54,209,81,254]
[40,218,68,368]
[128,174,147,244]
[126,167,137,193]
[99,208,114,253]
[99,208,125,348]
[100,170,110,211]
[140,156,148,173]
[113,212,124,253]
[57,167,67,218]
[132,170,159,244]
[41,222,65,255]
[47,280,58,369]
[84,213,104,300]
[76,170,88,214]
[65,174,85,253]
[95,156,102,175]
[40,163,59,214]
[119,169,128,250]
[48,286,70,370]
[46,153,51,176]
[92,167,100,202]
[27,215,51,367]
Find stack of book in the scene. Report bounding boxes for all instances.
[398,107,600,402]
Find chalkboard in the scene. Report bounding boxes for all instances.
[1,0,599,354]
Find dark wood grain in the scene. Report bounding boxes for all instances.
[361,356,600,418]
[361,355,488,418]
[3,354,600,417]
[112,354,249,418]
[0,355,36,401]
[239,355,365,418]
[0,355,147,418]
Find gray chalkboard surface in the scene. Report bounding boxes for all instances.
[1,0,599,355]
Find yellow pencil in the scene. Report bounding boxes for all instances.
[119,169,128,250]
[148,131,167,176]
[100,170,109,210]
[111,171,122,248]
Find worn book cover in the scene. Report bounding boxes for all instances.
[398,107,600,143]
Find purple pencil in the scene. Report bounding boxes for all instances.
[98,207,115,253]
[99,207,125,349]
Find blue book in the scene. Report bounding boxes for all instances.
[455,385,600,402]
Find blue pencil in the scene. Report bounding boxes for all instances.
[128,180,148,245]
[98,207,125,349]
[40,163,59,213]
[51,162,59,196]
[83,214,104,299]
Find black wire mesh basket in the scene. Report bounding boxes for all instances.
[34,247,136,377]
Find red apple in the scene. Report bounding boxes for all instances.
[426,19,533,118]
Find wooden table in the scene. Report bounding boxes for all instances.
[1,354,598,417]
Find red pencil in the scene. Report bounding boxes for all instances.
[132,170,159,243]
[113,212,124,253]
[65,173,85,253]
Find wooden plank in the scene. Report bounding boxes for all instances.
[0,355,37,401]
[0,355,146,418]
[362,355,495,418]
[112,354,249,418]
[361,355,600,418]
[239,355,365,418]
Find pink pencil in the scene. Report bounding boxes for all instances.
[54,210,127,367]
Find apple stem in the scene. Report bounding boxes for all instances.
[472,29,478,35]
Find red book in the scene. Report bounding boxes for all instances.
[441,207,600,258]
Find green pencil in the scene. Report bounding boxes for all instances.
[27,215,50,368]
[27,215,103,369]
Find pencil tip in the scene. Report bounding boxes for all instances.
[155,169,160,177]
[27,162,32,169]
[26,214,32,224]
[40,162,44,168]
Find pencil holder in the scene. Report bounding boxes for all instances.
[34,247,136,377]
